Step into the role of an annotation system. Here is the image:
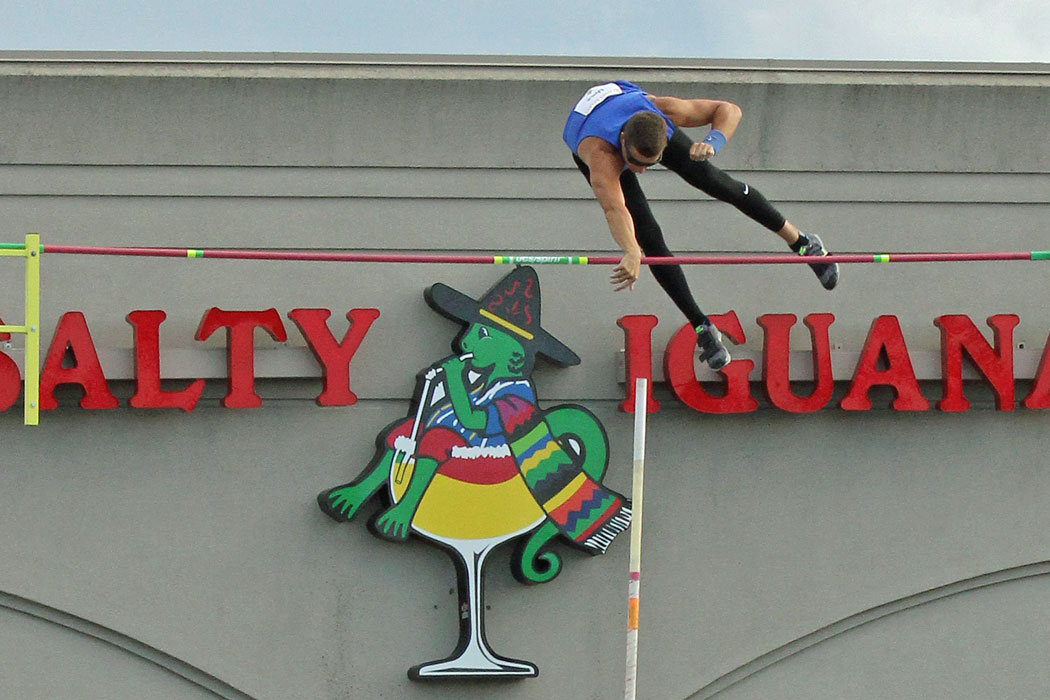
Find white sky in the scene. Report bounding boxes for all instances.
[1,0,1048,62]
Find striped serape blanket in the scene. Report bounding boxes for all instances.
[508,416,632,554]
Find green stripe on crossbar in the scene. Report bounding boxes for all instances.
[495,256,588,265]
[1033,251,1050,261]
[874,254,891,263]
[187,249,204,258]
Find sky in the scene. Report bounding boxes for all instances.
[0,0,1048,62]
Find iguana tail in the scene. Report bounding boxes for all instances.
[512,404,610,584]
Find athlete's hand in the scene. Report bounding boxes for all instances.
[689,142,715,161]
[611,249,641,291]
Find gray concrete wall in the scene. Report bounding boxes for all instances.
[1,53,1049,700]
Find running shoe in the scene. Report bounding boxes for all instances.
[696,322,731,370]
[800,233,839,290]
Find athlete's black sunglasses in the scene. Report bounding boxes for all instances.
[621,136,661,168]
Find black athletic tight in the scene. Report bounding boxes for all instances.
[573,127,788,329]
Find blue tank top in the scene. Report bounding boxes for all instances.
[563,81,675,155]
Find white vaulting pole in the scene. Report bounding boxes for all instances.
[625,377,648,700]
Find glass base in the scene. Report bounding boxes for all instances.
[410,646,538,679]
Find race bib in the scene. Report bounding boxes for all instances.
[573,83,623,116]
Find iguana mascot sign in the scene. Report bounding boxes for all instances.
[318,266,632,679]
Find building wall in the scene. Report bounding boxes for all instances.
[1,53,1049,699]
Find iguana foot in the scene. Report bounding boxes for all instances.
[373,504,414,541]
[318,484,372,522]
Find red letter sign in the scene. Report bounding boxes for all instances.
[288,308,379,407]
[196,308,287,409]
[935,314,1019,411]
[126,310,205,412]
[0,351,20,412]
[618,314,660,413]
[1023,330,1050,409]
[840,315,929,411]
[758,313,835,413]
[663,312,757,414]
[39,312,119,410]
[0,315,18,412]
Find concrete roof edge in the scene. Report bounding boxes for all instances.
[1,51,1048,82]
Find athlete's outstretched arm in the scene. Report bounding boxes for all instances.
[649,96,742,132]
[649,96,742,160]
[577,139,642,291]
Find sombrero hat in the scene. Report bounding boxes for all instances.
[424,266,580,367]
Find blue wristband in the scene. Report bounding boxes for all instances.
[702,129,727,154]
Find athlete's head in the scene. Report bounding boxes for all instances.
[620,111,666,172]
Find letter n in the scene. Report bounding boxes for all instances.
[935,314,1019,412]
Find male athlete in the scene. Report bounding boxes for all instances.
[564,80,838,369]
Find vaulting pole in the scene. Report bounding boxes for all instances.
[625,377,648,700]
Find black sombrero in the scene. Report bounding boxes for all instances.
[424,266,580,367]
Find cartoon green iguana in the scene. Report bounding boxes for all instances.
[317,267,632,678]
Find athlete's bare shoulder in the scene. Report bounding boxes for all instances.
[576,136,622,172]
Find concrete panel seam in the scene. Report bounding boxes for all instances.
[0,589,258,700]
[686,561,1050,699]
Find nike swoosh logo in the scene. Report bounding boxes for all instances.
[743,185,749,195]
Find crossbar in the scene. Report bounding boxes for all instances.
[3,236,1048,429]
[4,243,1049,265]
